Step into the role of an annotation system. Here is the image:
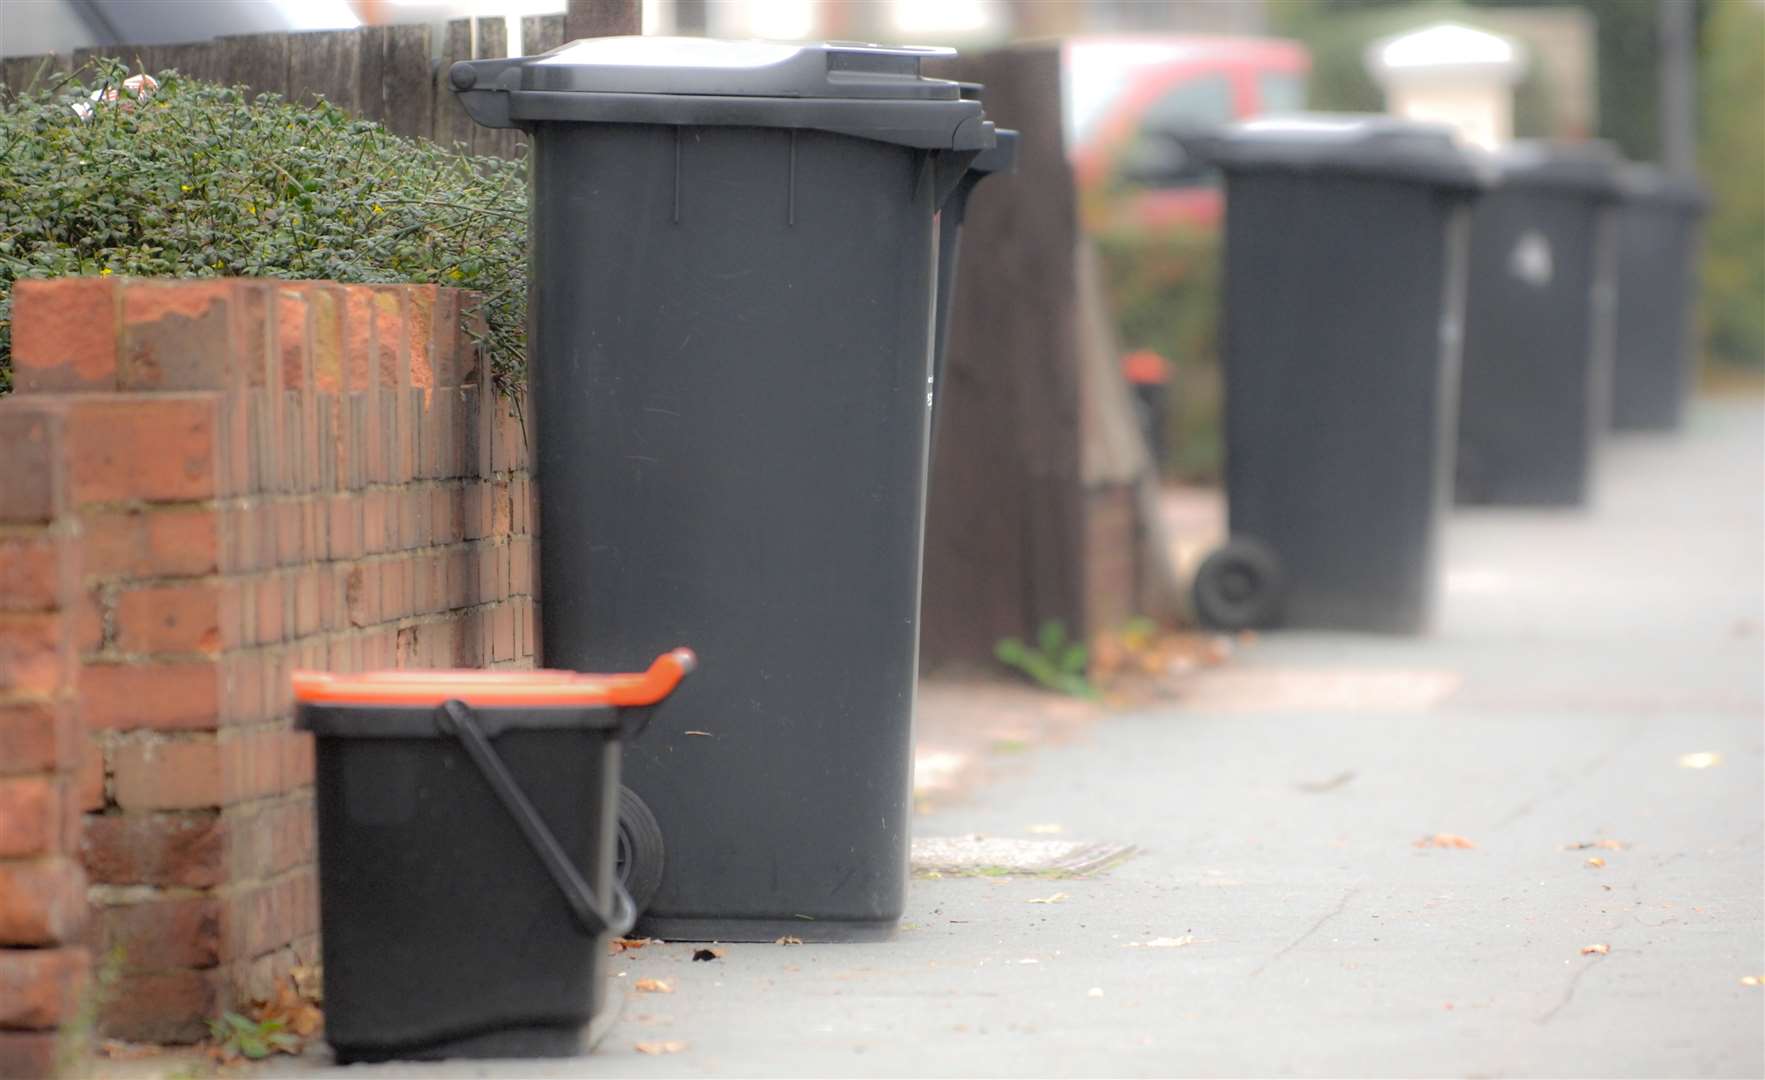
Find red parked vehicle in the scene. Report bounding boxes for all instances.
[1063,35,1311,232]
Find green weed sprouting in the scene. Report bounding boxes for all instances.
[995,619,1097,699]
[206,1011,300,1061]
[0,59,529,397]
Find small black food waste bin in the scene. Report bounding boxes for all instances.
[1456,140,1622,506]
[1187,116,1487,633]
[451,38,994,942]
[1611,164,1710,432]
[294,652,694,1063]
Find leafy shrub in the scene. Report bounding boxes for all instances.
[1094,223,1224,482]
[1698,0,1764,372]
[0,60,527,397]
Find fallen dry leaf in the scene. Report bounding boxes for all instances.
[253,973,323,1040]
[634,979,673,994]
[1415,833,1477,849]
[288,963,323,1003]
[1678,751,1722,769]
[1585,856,1607,869]
[774,936,804,946]
[1125,935,1195,949]
[1026,892,1068,905]
[1580,944,1610,956]
[635,1041,687,1055]
[691,948,725,962]
[611,937,655,953]
[1295,770,1357,794]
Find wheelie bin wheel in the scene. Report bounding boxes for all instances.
[615,786,665,917]
[1192,539,1285,631]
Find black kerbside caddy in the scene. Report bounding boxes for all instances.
[452,38,995,942]
[1457,140,1623,506]
[1180,116,1489,634]
[293,653,694,1062]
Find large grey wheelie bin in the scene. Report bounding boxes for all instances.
[452,37,995,942]
[1610,164,1710,432]
[1456,140,1623,506]
[1183,117,1487,634]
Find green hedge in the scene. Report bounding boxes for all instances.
[1698,0,1763,372]
[1094,223,1223,482]
[0,62,527,397]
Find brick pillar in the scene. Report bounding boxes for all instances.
[2,276,537,1045]
[0,406,91,1079]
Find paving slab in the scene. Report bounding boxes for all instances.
[129,400,1762,1079]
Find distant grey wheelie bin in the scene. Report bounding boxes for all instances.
[1456,141,1623,506]
[452,38,995,942]
[1184,117,1487,634]
[1610,164,1710,432]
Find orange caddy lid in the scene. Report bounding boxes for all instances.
[291,649,696,709]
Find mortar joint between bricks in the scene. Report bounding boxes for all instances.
[82,647,226,666]
[87,883,215,906]
[65,497,225,515]
[0,689,64,708]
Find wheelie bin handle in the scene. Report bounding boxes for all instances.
[436,698,637,937]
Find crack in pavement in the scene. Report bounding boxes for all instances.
[1249,885,1359,978]
[1491,718,1646,830]
[1536,953,1607,1025]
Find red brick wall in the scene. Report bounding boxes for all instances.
[0,409,90,1078]
[0,277,536,1051]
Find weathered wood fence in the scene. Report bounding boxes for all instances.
[0,16,567,160]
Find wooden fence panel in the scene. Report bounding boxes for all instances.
[381,24,434,142]
[153,42,221,83]
[523,13,567,55]
[1,53,72,95]
[354,27,388,122]
[920,46,1090,669]
[221,32,290,101]
[434,19,476,152]
[0,22,533,160]
[287,28,364,111]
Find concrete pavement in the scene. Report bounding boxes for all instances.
[201,400,1765,1078]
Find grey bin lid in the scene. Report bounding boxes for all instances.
[1183,113,1492,192]
[1618,162,1712,215]
[1490,139,1623,199]
[450,36,993,151]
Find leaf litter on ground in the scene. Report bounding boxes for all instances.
[634,978,673,993]
[1415,833,1477,849]
[1124,935,1196,949]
